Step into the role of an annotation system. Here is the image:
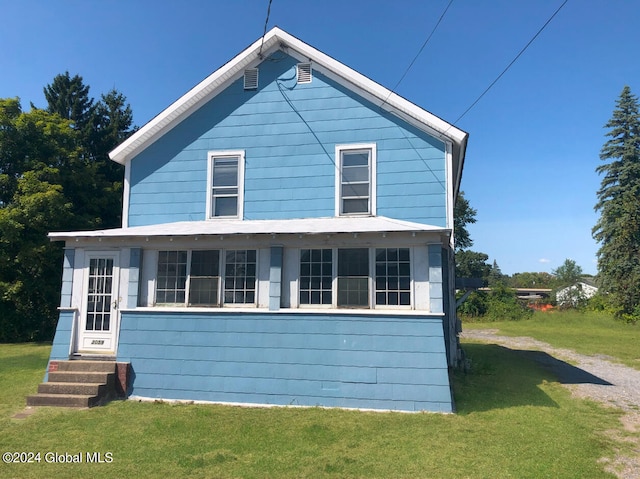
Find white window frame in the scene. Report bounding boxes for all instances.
[154,249,257,308]
[206,150,245,220]
[295,246,412,310]
[373,247,413,310]
[335,143,377,216]
[298,248,334,308]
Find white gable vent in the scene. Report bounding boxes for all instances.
[297,63,312,84]
[244,68,259,90]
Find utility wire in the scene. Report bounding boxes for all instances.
[381,0,455,109]
[452,0,569,126]
[258,0,273,59]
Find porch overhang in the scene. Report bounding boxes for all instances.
[48,216,451,242]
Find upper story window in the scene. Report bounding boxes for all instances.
[335,144,376,216]
[207,151,245,219]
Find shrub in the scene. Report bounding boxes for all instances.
[458,285,533,322]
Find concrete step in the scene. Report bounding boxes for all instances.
[27,360,128,409]
[47,371,115,385]
[38,382,106,396]
[54,360,116,373]
[26,393,100,408]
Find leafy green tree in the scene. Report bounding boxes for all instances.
[0,106,78,341]
[457,284,533,322]
[553,259,586,309]
[0,98,24,205]
[0,77,135,341]
[592,86,640,320]
[455,250,491,281]
[453,191,491,281]
[508,271,555,289]
[454,190,476,251]
[553,259,583,288]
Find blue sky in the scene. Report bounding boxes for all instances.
[2,0,638,275]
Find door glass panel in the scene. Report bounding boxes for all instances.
[85,257,114,332]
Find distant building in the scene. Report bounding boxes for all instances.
[556,281,598,307]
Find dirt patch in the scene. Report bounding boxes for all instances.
[11,407,37,420]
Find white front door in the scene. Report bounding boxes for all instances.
[77,252,120,355]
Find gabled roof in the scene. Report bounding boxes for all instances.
[48,216,449,241]
[109,27,468,194]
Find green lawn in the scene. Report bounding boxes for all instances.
[463,309,640,370]
[0,339,631,479]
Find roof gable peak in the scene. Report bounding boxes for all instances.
[109,27,467,172]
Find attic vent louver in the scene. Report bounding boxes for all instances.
[297,63,312,83]
[244,68,258,90]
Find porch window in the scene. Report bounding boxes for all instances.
[224,250,257,304]
[375,248,411,306]
[337,248,369,307]
[155,249,256,306]
[296,246,414,309]
[156,251,188,304]
[299,249,332,305]
[188,250,220,306]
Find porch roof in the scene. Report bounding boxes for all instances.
[49,216,449,241]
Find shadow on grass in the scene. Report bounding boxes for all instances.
[452,342,610,413]
[513,350,613,385]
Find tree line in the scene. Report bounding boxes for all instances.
[454,192,589,319]
[0,73,135,341]
[456,85,640,323]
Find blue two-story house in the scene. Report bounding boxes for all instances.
[45,27,468,413]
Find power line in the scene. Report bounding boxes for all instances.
[452,0,569,126]
[258,0,273,59]
[381,0,455,109]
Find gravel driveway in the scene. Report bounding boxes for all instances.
[460,329,640,479]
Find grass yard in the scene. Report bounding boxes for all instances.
[463,309,640,370]
[0,339,629,479]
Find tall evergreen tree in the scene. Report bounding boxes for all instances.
[44,72,95,133]
[593,86,640,320]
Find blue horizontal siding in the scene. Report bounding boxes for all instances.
[117,311,452,412]
[128,52,447,226]
[44,310,74,382]
[49,310,73,361]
